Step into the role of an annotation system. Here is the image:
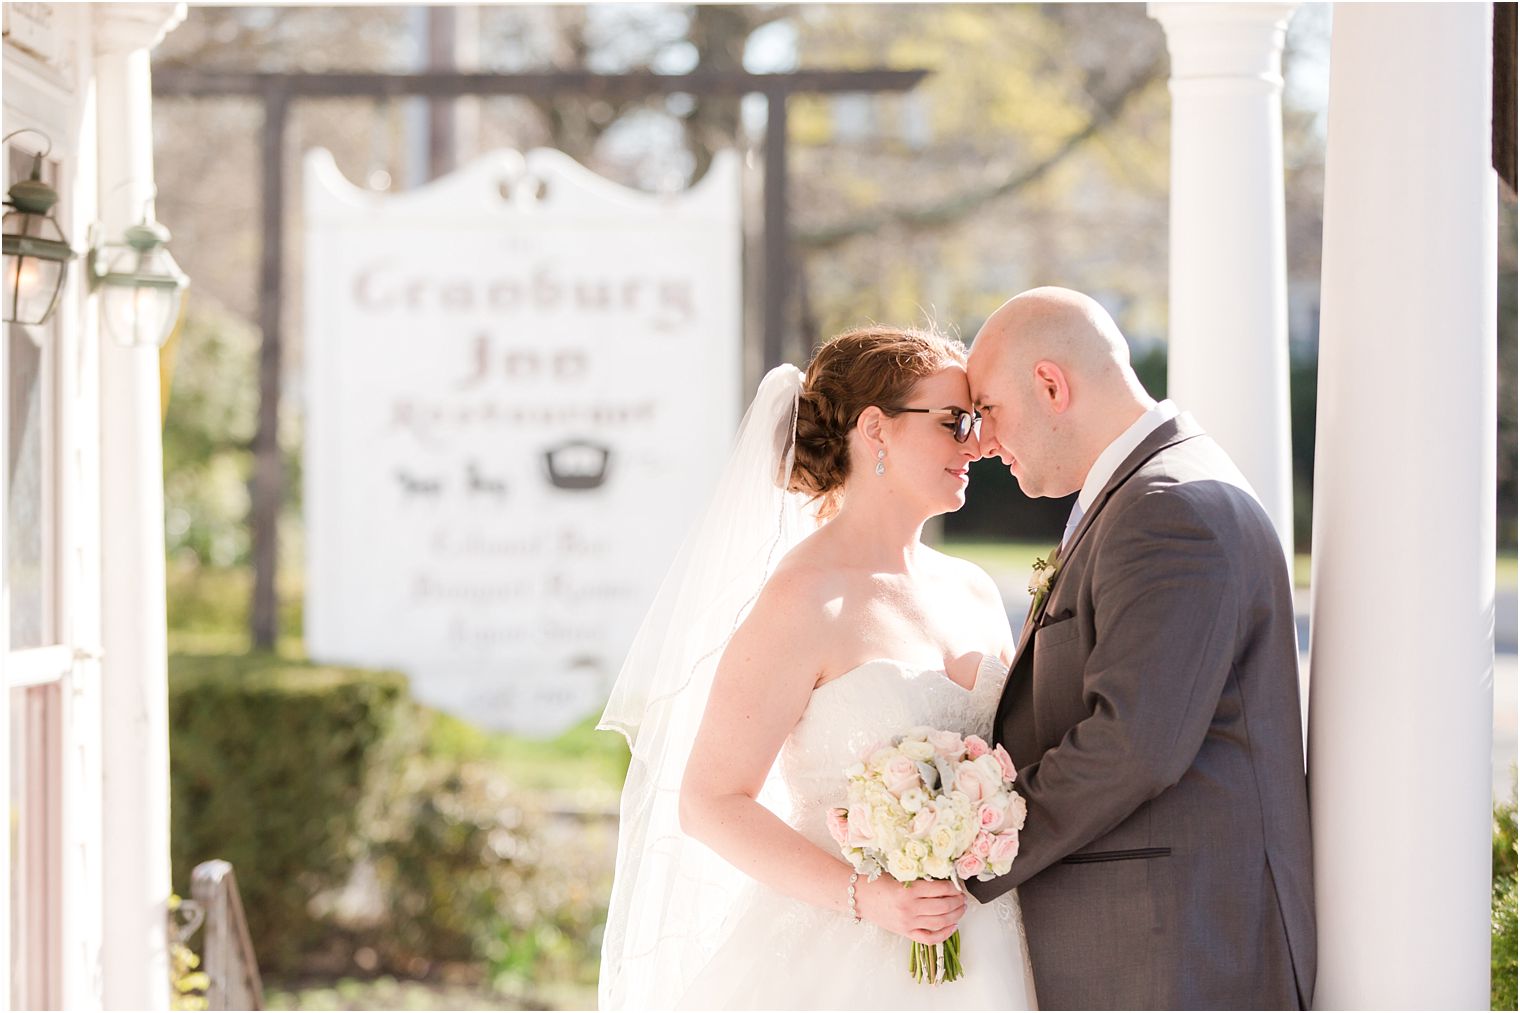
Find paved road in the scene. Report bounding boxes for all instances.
[997,582,1519,803]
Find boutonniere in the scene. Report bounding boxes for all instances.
[1027,552,1059,619]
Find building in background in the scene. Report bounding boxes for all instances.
[2,3,184,1008]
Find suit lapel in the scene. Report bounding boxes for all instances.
[1005,413,1207,674]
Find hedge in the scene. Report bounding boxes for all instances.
[168,652,412,972]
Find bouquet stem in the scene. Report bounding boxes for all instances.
[909,930,963,984]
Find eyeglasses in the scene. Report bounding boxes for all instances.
[883,406,982,443]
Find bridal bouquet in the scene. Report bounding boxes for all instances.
[826,727,1026,985]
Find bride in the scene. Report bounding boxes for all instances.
[599,326,1037,1010]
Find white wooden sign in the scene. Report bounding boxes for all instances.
[303,148,741,735]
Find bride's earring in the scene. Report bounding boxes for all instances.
[875,448,886,476]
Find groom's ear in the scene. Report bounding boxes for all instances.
[1033,360,1072,413]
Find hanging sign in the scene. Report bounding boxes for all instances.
[303,147,741,735]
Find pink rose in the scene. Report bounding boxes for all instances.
[927,728,965,759]
[989,831,1020,866]
[955,852,985,880]
[977,802,1005,832]
[991,744,1017,784]
[884,755,921,796]
[861,739,892,763]
[846,805,874,846]
[911,807,936,837]
[954,763,987,803]
[971,831,993,860]
[964,735,990,759]
[827,808,850,846]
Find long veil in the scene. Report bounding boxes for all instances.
[597,364,816,1010]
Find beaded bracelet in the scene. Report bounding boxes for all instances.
[847,871,861,924]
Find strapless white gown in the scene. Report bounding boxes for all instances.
[676,655,1038,1010]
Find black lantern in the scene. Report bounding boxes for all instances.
[2,131,76,331]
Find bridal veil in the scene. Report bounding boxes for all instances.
[597,364,816,1010]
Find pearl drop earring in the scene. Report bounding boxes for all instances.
[875,448,886,476]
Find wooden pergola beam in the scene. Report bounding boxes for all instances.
[151,67,929,99]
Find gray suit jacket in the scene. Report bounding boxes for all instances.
[968,414,1316,1011]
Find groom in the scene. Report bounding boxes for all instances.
[964,288,1316,1010]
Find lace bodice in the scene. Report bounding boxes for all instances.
[780,654,1010,851]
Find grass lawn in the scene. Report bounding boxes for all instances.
[423,710,629,799]
[942,539,1518,592]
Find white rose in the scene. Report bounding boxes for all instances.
[898,739,935,762]
[930,825,957,859]
[904,839,929,862]
[973,754,1006,793]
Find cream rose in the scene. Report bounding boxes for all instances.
[887,851,922,883]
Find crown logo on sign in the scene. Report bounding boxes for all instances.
[542,440,611,490]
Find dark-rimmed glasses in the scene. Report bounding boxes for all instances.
[883,406,982,443]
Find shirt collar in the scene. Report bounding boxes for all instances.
[1075,399,1179,513]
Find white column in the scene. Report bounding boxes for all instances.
[1149,2,1298,562]
[1309,4,1495,1009]
[93,5,184,1010]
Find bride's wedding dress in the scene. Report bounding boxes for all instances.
[676,654,1037,1011]
[598,365,1036,1010]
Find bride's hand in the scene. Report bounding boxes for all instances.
[856,875,966,944]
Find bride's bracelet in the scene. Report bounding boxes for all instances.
[847,871,861,924]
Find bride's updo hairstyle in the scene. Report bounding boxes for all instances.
[789,325,967,519]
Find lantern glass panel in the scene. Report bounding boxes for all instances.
[99,244,184,347]
[2,210,68,328]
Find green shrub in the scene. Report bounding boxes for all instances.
[168,652,412,972]
[363,755,537,968]
[353,714,614,993]
[1496,784,1518,1011]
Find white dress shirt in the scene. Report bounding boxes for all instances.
[1061,400,1180,548]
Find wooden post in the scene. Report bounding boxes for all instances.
[763,87,788,373]
[251,88,287,649]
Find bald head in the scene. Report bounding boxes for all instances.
[966,286,1154,498]
[972,286,1134,391]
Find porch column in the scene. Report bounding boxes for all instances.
[94,4,185,1009]
[1149,2,1298,562]
[1309,4,1495,1007]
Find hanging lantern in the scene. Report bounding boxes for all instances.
[2,135,76,332]
[91,210,188,348]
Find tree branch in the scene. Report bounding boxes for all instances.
[797,53,1165,251]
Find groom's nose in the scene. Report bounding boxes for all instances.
[973,419,999,460]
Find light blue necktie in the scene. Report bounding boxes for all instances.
[1061,500,1084,550]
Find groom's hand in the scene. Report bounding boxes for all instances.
[857,876,966,944]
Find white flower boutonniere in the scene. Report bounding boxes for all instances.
[1027,553,1059,620]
